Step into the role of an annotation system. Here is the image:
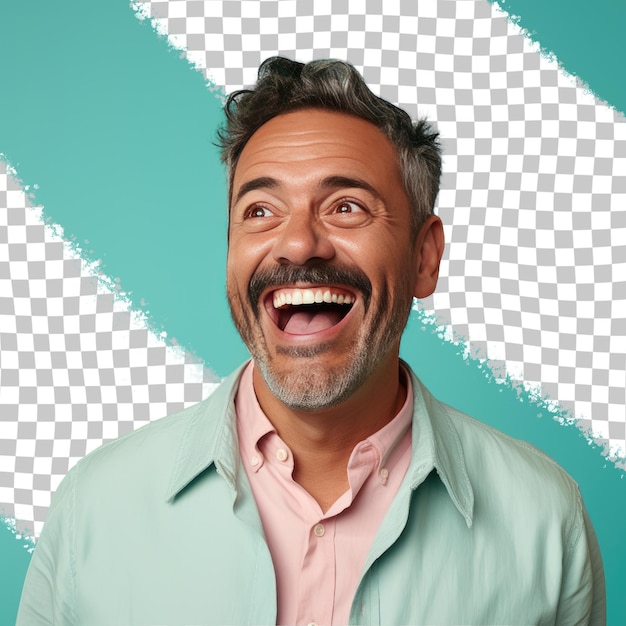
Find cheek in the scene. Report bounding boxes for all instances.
[226,260,250,307]
[227,240,255,278]
[229,234,275,270]
[339,228,408,259]
[374,254,416,301]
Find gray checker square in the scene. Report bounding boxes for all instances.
[1,0,625,536]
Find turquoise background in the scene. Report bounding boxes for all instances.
[491,0,625,116]
[1,0,624,622]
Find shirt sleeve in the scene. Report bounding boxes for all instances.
[16,467,77,626]
[555,490,606,626]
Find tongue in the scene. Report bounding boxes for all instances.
[283,309,344,335]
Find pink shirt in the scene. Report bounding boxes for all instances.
[236,362,413,626]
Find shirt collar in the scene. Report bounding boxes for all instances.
[165,363,247,500]
[165,360,474,527]
[236,361,413,476]
[406,365,474,528]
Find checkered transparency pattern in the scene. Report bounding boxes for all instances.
[1,0,625,537]
[134,0,626,453]
[0,162,220,536]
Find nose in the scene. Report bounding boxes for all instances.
[272,212,335,265]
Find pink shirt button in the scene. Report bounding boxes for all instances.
[313,523,325,537]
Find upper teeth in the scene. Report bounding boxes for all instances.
[273,288,355,309]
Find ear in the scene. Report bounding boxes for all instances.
[413,215,445,298]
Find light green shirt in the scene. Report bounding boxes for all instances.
[18,362,605,625]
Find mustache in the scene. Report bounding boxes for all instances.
[248,264,372,315]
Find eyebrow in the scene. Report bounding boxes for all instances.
[318,176,382,200]
[233,175,382,205]
[233,176,279,205]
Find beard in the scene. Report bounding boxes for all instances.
[227,263,413,411]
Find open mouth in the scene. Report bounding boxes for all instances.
[268,287,355,335]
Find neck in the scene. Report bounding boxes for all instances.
[252,352,406,511]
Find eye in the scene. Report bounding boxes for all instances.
[327,197,372,228]
[244,205,274,219]
[334,200,364,214]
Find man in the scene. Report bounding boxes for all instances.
[18,57,604,625]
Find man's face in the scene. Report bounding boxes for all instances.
[227,109,438,411]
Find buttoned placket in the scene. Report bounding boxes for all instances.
[235,362,416,626]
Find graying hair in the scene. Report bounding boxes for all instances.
[217,57,442,232]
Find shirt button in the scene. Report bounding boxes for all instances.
[276,448,288,462]
[250,455,260,467]
[307,622,318,626]
[313,523,325,537]
[379,467,389,484]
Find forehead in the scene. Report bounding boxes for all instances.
[231,109,402,195]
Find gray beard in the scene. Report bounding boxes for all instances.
[228,264,414,412]
[253,341,372,411]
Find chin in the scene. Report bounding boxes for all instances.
[255,350,370,412]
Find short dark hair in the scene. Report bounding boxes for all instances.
[218,56,442,231]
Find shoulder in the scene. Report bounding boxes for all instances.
[434,400,606,623]
[74,395,210,479]
[443,398,578,493]
[73,364,246,475]
[60,366,242,510]
[411,373,584,534]
[398,372,604,625]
